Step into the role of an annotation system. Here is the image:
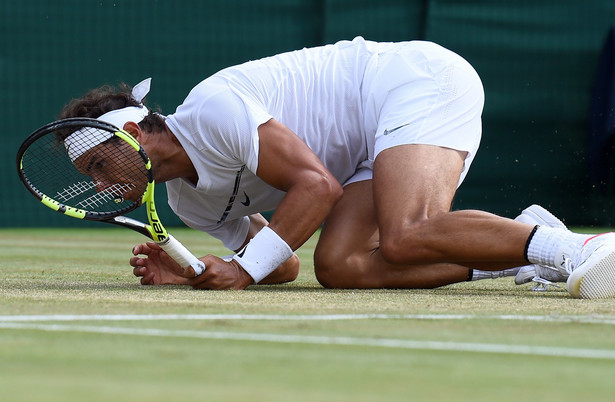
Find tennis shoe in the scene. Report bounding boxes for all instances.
[566,233,615,299]
[514,265,568,291]
[513,204,568,291]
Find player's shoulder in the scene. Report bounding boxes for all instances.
[191,77,242,107]
[175,78,248,128]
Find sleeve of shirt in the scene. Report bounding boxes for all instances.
[165,85,272,251]
[194,88,273,174]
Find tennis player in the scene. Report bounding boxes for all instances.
[60,37,615,298]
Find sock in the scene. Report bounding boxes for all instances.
[526,226,589,267]
[470,268,519,281]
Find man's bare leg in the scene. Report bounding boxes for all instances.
[314,179,471,288]
[314,145,534,289]
[373,144,533,266]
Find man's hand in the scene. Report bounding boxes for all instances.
[130,241,297,289]
[187,256,255,290]
[131,243,254,289]
[130,242,192,285]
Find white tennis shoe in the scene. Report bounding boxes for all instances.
[513,205,568,290]
[565,233,615,299]
[511,205,615,298]
[515,265,569,290]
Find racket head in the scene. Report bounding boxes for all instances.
[16,117,153,221]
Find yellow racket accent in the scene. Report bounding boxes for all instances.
[141,181,169,243]
[114,129,141,151]
[41,195,86,219]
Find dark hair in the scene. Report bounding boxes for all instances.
[59,82,166,136]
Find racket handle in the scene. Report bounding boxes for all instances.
[158,234,206,276]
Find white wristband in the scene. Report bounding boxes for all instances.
[233,226,293,283]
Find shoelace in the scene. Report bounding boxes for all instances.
[530,276,562,291]
[529,261,573,292]
[561,257,575,275]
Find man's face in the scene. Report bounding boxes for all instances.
[73,138,148,203]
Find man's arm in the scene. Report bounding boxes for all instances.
[255,119,343,250]
[187,119,342,289]
[240,213,300,285]
[225,119,342,284]
[130,212,299,286]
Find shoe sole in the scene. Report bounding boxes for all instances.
[567,247,615,299]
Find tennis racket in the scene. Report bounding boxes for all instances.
[16,117,206,276]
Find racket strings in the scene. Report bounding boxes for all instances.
[55,181,97,202]
[76,182,137,209]
[21,125,148,215]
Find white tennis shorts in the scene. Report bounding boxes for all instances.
[346,41,484,188]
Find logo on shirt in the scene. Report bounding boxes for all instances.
[383,123,411,136]
[241,192,251,206]
[217,166,246,224]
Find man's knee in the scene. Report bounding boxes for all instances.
[314,260,369,289]
[378,221,430,265]
[313,246,344,288]
[314,261,340,289]
[314,249,381,289]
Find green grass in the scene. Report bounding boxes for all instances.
[2,227,615,401]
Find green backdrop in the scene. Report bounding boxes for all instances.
[3,0,615,228]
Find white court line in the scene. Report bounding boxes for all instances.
[1,321,614,360]
[2,313,615,325]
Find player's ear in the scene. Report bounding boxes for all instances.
[122,121,142,141]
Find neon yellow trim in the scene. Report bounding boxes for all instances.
[63,206,87,219]
[41,196,60,212]
[41,196,86,219]
[115,129,151,174]
[114,130,141,151]
[143,181,168,242]
[141,182,154,205]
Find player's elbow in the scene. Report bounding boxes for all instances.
[309,171,343,208]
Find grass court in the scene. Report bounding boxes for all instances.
[1,227,615,401]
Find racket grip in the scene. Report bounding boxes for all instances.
[158,234,206,276]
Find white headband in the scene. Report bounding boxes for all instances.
[64,78,152,162]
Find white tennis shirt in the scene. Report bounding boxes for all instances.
[164,36,470,250]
